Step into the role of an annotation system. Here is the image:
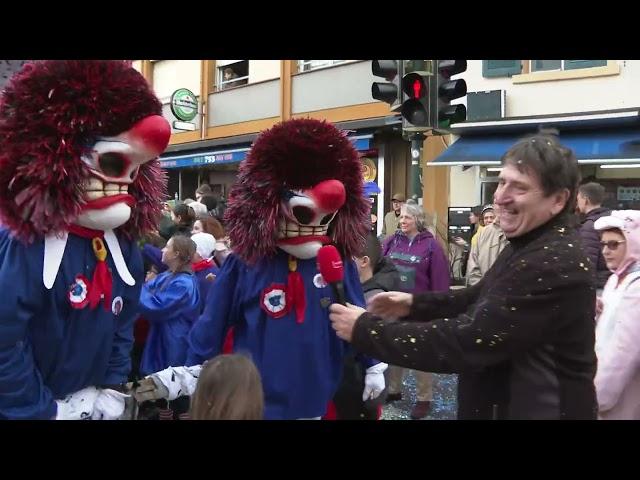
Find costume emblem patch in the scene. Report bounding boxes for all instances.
[68,275,90,309]
[111,296,123,316]
[313,273,327,289]
[260,284,289,318]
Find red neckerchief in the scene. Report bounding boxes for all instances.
[192,258,214,273]
[67,224,113,311]
[287,256,306,324]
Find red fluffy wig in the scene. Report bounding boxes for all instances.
[225,118,370,264]
[0,60,167,242]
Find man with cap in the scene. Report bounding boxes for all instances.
[382,193,406,238]
[466,205,509,286]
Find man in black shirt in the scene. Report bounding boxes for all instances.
[330,132,598,420]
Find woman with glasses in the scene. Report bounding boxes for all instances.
[593,210,640,419]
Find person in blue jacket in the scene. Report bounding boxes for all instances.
[139,235,200,420]
[0,60,171,420]
[183,119,388,420]
[140,235,200,375]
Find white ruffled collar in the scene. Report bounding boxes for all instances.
[43,229,135,289]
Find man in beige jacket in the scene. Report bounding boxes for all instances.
[466,212,509,286]
[382,193,405,238]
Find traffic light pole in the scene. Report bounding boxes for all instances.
[408,132,425,204]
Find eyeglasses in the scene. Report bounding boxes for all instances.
[601,240,626,250]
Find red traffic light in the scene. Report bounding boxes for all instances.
[402,73,428,99]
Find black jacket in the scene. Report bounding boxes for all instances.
[333,259,401,420]
[352,217,598,420]
[362,257,402,296]
[578,206,611,289]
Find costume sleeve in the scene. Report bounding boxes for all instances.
[0,235,57,419]
[187,254,243,365]
[352,259,589,375]
[595,281,640,412]
[103,242,143,385]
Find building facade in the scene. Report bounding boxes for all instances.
[133,60,449,239]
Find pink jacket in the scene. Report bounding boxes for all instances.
[594,210,640,419]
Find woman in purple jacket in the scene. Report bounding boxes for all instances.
[382,201,450,419]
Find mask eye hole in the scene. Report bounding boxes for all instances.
[98,152,127,178]
[292,206,314,225]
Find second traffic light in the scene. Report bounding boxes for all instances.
[433,60,468,130]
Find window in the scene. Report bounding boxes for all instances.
[217,60,249,91]
[298,60,347,72]
[530,60,607,72]
[482,60,522,78]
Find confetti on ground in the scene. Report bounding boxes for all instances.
[381,372,458,420]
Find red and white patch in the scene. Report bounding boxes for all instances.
[111,296,123,316]
[68,275,91,309]
[260,284,289,318]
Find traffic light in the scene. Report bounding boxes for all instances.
[400,60,432,132]
[432,60,468,131]
[371,60,403,111]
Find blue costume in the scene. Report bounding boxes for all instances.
[0,228,143,419]
[188,250,374,420]
[140,270,200,375]
[192,258,220,313]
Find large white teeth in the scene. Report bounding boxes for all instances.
[86,191,103,200]
[84,176,128,201]
[278,220,328,239]
[86,177,103,191]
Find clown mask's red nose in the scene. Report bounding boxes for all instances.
[128,115,171,156]
[310,179,346,212]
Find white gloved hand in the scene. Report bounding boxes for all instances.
[149,365,203,401]
[92,389,130,420]
[55,386,99,420]
[362,362,388,401]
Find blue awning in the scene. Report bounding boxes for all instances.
[159,134,373,170]
[430,128,640,166]
[159,147,250,170]
[350,135,373,151]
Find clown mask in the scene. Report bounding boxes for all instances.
[277,179,346,259]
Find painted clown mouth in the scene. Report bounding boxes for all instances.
[82,176,134,210]
[277,220,330,245]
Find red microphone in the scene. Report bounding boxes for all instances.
[317,245,346,306]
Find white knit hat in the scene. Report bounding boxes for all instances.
[187,201,208,217]
[191,232,216,259]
